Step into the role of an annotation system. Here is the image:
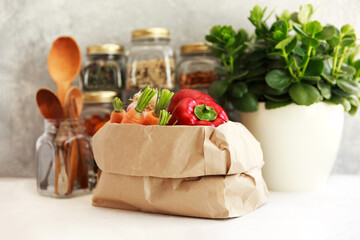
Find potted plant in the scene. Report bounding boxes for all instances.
[206,5,360,191]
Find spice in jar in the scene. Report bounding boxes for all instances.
[179,71,217,88]
[81,91,117,137]
[84,114,110,137]
[126,28,175,91]
[177,42,220,90]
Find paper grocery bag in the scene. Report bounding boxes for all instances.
[92,121,269,218]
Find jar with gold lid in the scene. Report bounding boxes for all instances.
[81,91,117,137]
[177,42,220,91]
[80,44,126,92]
[126,28,175,92]
[81,91,117,180]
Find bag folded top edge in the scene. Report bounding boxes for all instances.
[92,121,263,178]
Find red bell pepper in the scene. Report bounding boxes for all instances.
[167,89,215,113]
[169,98,229,127]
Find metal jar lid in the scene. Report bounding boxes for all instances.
[131,28,170,39]
[86,44,125,55]
[83,91,117,103]
[181,42,211,54]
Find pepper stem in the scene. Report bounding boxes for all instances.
[154,89,174,117]
[157,110,172,125]
[135,86,156,113]
[112,97,124,112]
[194,104,218,121]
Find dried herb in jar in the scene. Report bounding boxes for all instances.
[82,61,121,91]
[81,44,126,92]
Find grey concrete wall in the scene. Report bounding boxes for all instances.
[1,0,359,177]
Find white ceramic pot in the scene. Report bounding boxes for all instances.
[240,102,344,192]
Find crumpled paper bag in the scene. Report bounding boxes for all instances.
[92,121,269,218]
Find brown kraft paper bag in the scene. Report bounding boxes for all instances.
[92,121,269,218]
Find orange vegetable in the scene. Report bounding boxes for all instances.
[110,112,125,123]
[110,97,126,123]
[122,86,156,125]
[143,89,174,125]
[143,110,158,125]
[121,109,146,125]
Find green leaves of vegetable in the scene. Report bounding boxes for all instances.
[265,69,292,90]
[289,83,322,105]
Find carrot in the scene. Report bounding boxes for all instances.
[143,110,158,125]
[122,86,156,124]
[143,89,174,125]
[157,110,172,125]
[110,97,126,123]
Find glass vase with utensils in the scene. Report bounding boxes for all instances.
[36,118,94,197]
[36,36,97,197]
[35,86,95,197]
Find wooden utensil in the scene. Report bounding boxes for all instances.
[64,86,83,118]
[36,88,64,120]
[56,143,69,196]
[65,87,88,193]
[36,88,64,190]
[47,36,81,111]
[54,120,70,196]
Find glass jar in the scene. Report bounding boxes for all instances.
[126,28,175,93]
[81,91,116,137]
[81,91,116,179]
[36,119,94,197]
[80,44,126,93]
[177,42,220,91]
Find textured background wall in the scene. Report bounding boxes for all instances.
[1,0,360,177]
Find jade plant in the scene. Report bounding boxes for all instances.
[206,4,360,114]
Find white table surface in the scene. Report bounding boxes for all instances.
[1,175,359,240]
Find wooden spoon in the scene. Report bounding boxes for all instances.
[54,120,70,196]
[47,36,81,111]
[36,88,68,194]
[36,88,63,120]
[64,86,83,118]
[64,87,88,193]
[36,88,63,190]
